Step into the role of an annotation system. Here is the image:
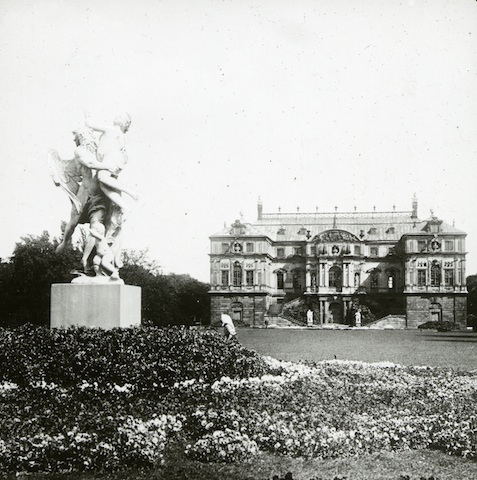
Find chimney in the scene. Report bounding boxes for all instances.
[257,196,263,220]
[411,194,418,219]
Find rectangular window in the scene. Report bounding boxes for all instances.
[417,240,426,252]
[370,272,378,289]
[354,245,361,255]
[246,270,254,286]
[294,247,303,256]
[445,240,454,251]
[277,248,285,258]
[293,272,302,290]
[430,264,441,287]
[417,270,426,287]
[370,247,378,256]
[221,270,229,286]
[233,265,242,286]
[246,242,254,253]
[277,272,284,289]
[444,269,454,286]
[221,243,229,253]
[310,245,316,256]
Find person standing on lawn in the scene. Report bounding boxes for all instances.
[221,313,237,341]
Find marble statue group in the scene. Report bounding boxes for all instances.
[49,112,138,282]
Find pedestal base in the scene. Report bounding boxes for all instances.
[51,284,141,329]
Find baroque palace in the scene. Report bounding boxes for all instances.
[208,196,467,328]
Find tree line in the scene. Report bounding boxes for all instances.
[0,231,210,327]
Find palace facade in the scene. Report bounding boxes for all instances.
[208,197,467,328]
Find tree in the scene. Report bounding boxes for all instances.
[0,233,210,327]
[466,275,477,329]
[0,231,81,326]
[120,264,210,327]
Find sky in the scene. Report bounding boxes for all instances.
[0,0,476,283]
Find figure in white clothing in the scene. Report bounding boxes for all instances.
[355,309,362,327]
[306,309,314,327]
[221,313,237,340]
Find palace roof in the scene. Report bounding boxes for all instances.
[211,209,465,242]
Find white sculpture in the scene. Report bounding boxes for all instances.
[49,113,138,282]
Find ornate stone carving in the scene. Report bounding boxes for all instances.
[50,113,138,283]
[315,230,360,243]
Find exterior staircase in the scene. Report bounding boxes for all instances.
[263,297,308,328]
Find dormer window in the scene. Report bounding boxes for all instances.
[368,227,377,235]
[231,219,246,236]
[386,227,395,234]
[277,227,286,235]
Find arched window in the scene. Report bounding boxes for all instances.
[430,261,441,287]
[277,271,284,289]
[387,269,397,291]
[429,302,442,322]
[329,266,342,289]
[354,272,361,287]
[233,262,242,287]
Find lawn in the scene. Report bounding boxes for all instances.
[238,328,477,369]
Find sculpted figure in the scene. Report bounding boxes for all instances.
[84,111,139,213]
[89,222,120,280]
[49,128,116,255]
[49,119,133,281]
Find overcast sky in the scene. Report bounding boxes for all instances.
[0,0,476,283]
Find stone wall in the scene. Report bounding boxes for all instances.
[406,295,467,329]
[210,294,269,327]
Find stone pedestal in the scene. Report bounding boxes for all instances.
[50,283,141,329]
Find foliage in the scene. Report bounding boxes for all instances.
[466,274,477,317]
[417,321,461,332]
[467,314,477,331]
[114,267,210,326]
[0,231,81,326]
[350,299,376,325]
[0,325,268,388]
[0,232,210,328]
[282,298,307,325]
[121,248,162,276]
[1,325,476,474]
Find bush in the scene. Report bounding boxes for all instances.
[0,324,270,388]
[418,321,461,332]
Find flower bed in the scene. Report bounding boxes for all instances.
[0,325,476,473]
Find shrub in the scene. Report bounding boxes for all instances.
[0,325,270,388]
[418,321,461,332]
